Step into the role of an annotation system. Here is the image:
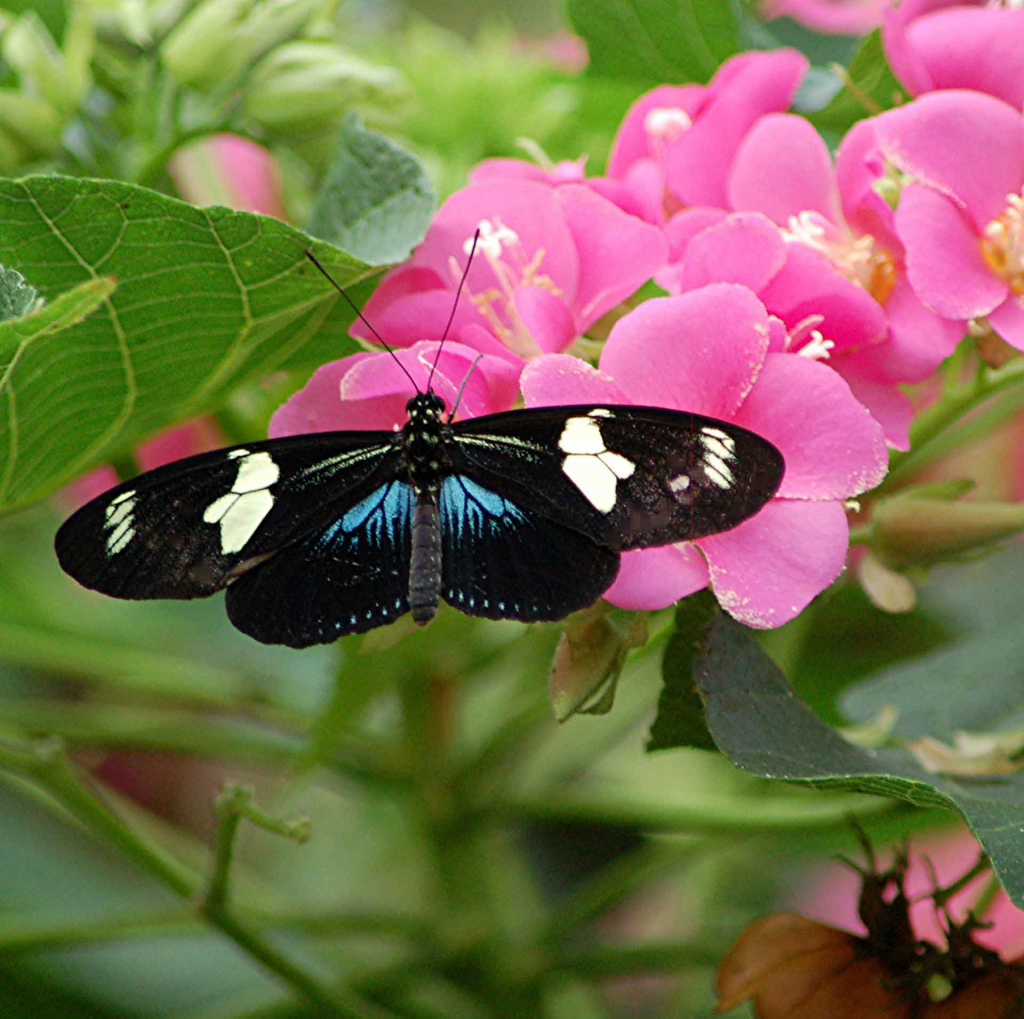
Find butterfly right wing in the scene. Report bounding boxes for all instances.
[55,431,403,601]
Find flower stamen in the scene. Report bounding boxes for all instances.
[981,190,1024,294]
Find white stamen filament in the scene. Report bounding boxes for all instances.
[643,106,693,141]
[797,330,835,360]
[982,190,1024,289]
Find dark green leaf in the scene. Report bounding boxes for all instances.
[698,612,1024,910]
[0,175,381,513]
[805,30,907,138]
[306,113,436,264]
[0,264,41,321]
[648,591,718,751]
[567,0,740,85]
[842,544,1024,741]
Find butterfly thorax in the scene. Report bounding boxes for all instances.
[401,391,450,497]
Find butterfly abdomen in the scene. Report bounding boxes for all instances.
[409,495,442,624]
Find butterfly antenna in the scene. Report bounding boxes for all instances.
[303,249,420,394]
[426,228,480,394]
[447,353,485,423]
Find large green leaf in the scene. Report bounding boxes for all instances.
[567,0,740,85]
[0,175,396,513]
[697,611,1024,910]
[306,114,436,263]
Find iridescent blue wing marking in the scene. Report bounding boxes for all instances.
[439,474,619,622]
[225,481,414,647]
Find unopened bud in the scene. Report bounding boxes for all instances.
[161,0,321,91]
[873,496,1024,570]
[1,11,86,113]
[242,42,406,131]
[549,603,647,722]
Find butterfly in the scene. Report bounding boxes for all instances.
[55,248,785,648]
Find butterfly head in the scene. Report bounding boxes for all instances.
[406,391,446,422]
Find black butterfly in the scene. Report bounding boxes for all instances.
[55,251,785,648]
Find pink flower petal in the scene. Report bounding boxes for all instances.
[728,113,842,226]
[603,544,709,611]
[876,91,1024,229]
[887,4,1024,109]
[835,120,901,252]
[677,212,787,294]
[732,352,888,500]
[521,354,629,407]
[663,207,729,261]
[599,286,771,419]
[760,243,888,354]
[607,85,704,178]
[557,185,669,327]
[513,285,577,353]
[879,275,965,381]
[700,499,850,629]
[416,181,581,309]
[894,182,1008,319]
[832,362,914,451]
[986,293,1024,352]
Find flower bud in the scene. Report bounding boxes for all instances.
[0,90,63,159]
[873,496,1024,570]
[161,0,321,91]
[242,41,406,131]
[1,11,87,113]
[548,603,647,722]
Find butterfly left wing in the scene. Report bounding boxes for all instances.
[447,405,784,550]
[55,431,402,601]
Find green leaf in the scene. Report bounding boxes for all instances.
[567,0,740,84]
[698,611,1024,910]
[0,263,42,321]
[805,30,907,138]
[306,114,436,264]
[648,591,719,751]
[0,174,384,513]
[842,545,1024,741]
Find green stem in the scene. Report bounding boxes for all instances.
[497,790,896,833]
[884,359,1024,489]
[0,739,391,1017]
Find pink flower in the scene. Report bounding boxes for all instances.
[521,285,888,628]
[169,134,286,218]
[603,49,808,222]
[269,341,521,437]
[705,113,964,447]
[793,827,1024,959]
[356,180,667,361]
[873,90,1024,351]
[883,0,1024,109]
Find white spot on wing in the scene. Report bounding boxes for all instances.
[700,428,736,489]
[104,490,137,556]
[669,474,690,493]
[588,408,613,418]
[558,416,636,513]
[203,451,280,553]
[563,456,618,512]
[559,416,605,454]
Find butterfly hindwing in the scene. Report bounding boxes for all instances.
[439,474,619,621]
[55,431,401,600]
[447,405,784,550]
[226,480,414,647]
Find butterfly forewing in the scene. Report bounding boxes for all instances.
[55,431,401,600]
[438,474,619,621]
[447,405,784,550]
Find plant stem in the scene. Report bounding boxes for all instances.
[0,738,393,1017]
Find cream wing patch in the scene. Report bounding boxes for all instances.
[203,451,280,554]
[104,490,137,556]
[558,414,635,514]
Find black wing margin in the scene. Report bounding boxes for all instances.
[55,431,401,600]
[448,405,784,550]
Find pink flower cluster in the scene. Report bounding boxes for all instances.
[281,7,1024,627]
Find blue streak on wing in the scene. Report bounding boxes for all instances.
[440,475,524,542]
[320,481,413,552]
